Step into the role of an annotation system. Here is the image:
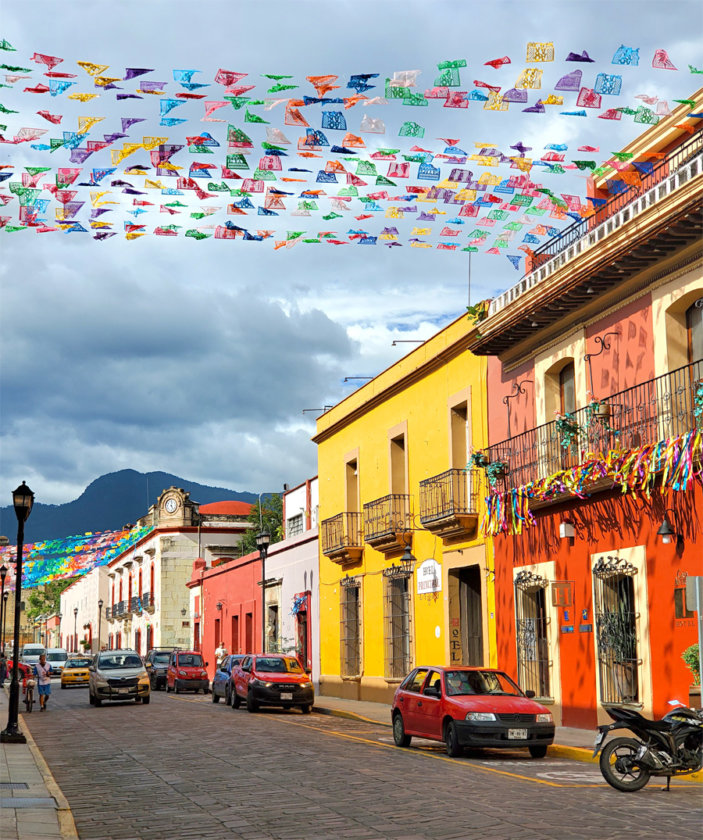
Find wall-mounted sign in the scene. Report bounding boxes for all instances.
[417,559,441,594]
[551,580,574,607]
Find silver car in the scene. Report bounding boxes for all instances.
[88,650,151,706]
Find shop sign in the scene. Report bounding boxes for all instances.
[417,559,441,594]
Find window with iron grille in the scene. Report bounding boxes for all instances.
[384,575,411,679]
[340,581,361,677]
[515,574,550,699]
[286,513,304,538]
[594,558,639,705]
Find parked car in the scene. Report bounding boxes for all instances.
[391,666,555,758]
[61,656,93,689]
[144,648,171,690]
[46,648,68,675]
[88,649,150,706]
[165,650,209,694]
[232,654,314,714]
[211,654,246,705]
[20,643,46,667]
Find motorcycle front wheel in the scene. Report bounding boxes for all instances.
[599,737,651,792]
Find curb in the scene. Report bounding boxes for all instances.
[19,713,79,840]
[313,705,703,782]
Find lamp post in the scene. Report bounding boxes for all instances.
[97,600,103,653]
[256,530,271,653]
[58,613,62,650]
[73,607,78,654]
[0,565,7,656]
[1,592,8,655]
[1,481,35,744]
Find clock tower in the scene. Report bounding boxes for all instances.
[155,487,196,527]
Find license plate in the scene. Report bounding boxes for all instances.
[280,692,293,700]
[117,687,131,694]
[508,728,528,739]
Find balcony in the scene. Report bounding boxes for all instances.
[129,596,142,614]
[363,494,412,553]
[141,592,155,612]
[321,512,364,565]
[112,600,127,619]
[484,360,702,503]
[419,468,482,539]
[105,606,113,622]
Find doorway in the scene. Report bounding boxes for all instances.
[245,612,253,653]
[448,566,484,666]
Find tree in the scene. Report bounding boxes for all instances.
[240,494,283,554]
[26,578,76,622]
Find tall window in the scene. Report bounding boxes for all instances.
[390,434,406,494]
[346,458,359,511]
[138,568,143,597]
[450,402,468,469]
[515,578,550,699]
[286,513,304,538]
[594,560,639,704]
[384,575,411,678]
[686,299,703,363]
[340,581,361,677]
[559,362,576,415]
[150,562,155,596]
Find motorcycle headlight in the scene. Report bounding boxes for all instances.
[466,711,496,721]
[537,713,553,723]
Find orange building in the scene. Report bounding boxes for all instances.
[468,94,703,728]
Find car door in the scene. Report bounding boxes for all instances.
[167,653,176,688]
[398,668,429,734]
[233,656,250,698]
[413,669,444,740]
[212,657,225,697]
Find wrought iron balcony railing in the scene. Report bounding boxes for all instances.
[485,359,703,494]
[363,494,412,540]
[129,596,141,614]
[419,468,483,539]
[141,592,154,611]
[105,606,113,621]
[321,512,364,560]
[112,600,126,619]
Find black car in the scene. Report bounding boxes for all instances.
[144,648,171,690]
[211,654,246,705]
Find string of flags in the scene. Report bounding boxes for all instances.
[1,37,701,270]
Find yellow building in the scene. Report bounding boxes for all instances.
[314,313,493,703]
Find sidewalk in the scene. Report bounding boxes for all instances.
[0,687,77,840]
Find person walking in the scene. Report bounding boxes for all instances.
[34,653,53,711]
[215,642,227,668]
[0,651,7,685]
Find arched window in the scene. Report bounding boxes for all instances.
[150,562,155,595]
[559,361,576,415]
[118,579,123,603]
[138,568,143,597]
[687,299,703,364]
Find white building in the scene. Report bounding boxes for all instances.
[104,487,252,655]
[265,478,320,677]
[60,566,110,653]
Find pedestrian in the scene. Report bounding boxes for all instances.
[34,653,53,711]
[215,641,227,667]
[0,651,7,685]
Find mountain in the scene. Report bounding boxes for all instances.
[0,470,264,543]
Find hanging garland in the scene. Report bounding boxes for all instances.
[482,429,702,536]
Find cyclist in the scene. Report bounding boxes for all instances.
[34,653,53,711]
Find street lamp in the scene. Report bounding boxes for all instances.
[0,565,7,656]
[256,530,271,653]
[58,613,62,650]
[1,481,34,744]
[97,599,103,652]
[73,607,78,653]
[1,592,8,655]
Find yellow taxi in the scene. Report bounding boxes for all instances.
[61,655,93,688]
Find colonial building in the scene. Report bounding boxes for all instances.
[60,566,109,653]
[314,318,492,703]
[105,487,252,654]
[468,94,703,725]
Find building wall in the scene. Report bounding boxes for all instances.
[60,566,109,653]
[315,314,493,703]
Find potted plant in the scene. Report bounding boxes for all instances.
[468,451,489,469]
[80,639,91,652]
[485,460,509,486]
[555,412,582,451]
[682,643,700,709]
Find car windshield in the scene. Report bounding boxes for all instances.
[98,654,143,670]
[444,670,523,697]
[177,654,203,667]
[255,657,304,673]
[66,658,92,668]
[47,652,67,662]
[152,653,170,664]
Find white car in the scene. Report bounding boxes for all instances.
[88,650,150,706]
[20,643,46,668]
[46,648,68,674]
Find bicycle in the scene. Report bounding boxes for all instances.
[24,677,36,713]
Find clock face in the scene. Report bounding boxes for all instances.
[164,498,179,514]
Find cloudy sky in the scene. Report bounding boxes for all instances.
[1,0,700,505]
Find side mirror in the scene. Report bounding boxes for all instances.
[305,667,312,675]
[524,689,536,698]
[423,686,440,698]
[88,666,95,672]
[205,662,209,667]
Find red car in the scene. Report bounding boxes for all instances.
[165,650,209,694]
[391,666,555,758]
[231,654,314,714]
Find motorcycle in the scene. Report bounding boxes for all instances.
[593,703,703,792]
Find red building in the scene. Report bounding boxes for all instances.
[468,100,703,727]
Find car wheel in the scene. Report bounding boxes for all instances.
[225,686,231,706]
[392,713,411,747]
[94,695,102,708]
[444,721,462,757]
[88,690,94,705]
[212,688,220,703]
[246,690,258,713]
[300,704,312,715]
[61,684,66,690]
[166,683,171,693]
[529,745,548,759]
[231,690,241,709]
[135,697,142,704]
[174,683,179,695]
[142,696,150,705]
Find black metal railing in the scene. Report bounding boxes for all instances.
[594,562,639,705]
[363,494,412,541]
[129,596,141,614]
[485,360,703,491]
[105,606,112,621]
[141,592,154,611]
[530,126,703,269]
[419,468,482,525]
[321,512,363,555]
[112,600,126,618]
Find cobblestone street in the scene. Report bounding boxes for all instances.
[18,686,702,840]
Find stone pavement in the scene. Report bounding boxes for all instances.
[0,685,77,840]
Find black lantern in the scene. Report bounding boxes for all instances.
[256,530,271,653]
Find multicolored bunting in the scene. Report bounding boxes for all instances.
[481,430,702,536]
[0,525,153,590]
[0,38,699,254]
